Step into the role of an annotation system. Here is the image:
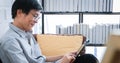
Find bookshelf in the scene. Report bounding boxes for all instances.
[43,0,113,13]
[42,12,120,46]
[40,0,120,46]
[56,22,120,46]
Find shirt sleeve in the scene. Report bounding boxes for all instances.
[3,38,29,63]
[2,38,46,63]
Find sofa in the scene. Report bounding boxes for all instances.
[35,34,86,63]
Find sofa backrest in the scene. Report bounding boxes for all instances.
[36,34,86,56]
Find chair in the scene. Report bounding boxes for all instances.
[101,35,120,63]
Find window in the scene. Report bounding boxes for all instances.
[83,15,120,62]
[83,14,120,26]
[32,13,42,34]
[86,46,106,62]
[44,14,79,34]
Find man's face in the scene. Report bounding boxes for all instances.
[21,10,41,31]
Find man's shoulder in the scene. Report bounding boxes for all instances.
[0,34,15,44]
[0,30,19,45]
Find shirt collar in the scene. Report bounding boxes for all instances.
[9,22,32,38]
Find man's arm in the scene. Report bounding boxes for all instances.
[46,51,77,63]
[60,51,77,63]
[46,55,63,62]
[3,38,29,63]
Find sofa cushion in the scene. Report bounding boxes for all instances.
[36,34,85,56]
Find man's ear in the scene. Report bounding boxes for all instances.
[16,9,23,17]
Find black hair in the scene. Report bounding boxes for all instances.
[12,0,42,19]
[73,54,99,63]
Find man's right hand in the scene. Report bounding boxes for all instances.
[60,51,77,63]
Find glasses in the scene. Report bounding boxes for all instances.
[30,12,40,21]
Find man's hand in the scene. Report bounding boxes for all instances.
[60,51,77,63]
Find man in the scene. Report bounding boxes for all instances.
[0,0,76,63]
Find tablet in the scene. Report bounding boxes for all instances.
[76,44,85,57]
[70,44,85,63]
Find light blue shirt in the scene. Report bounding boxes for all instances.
[0,23,46,63]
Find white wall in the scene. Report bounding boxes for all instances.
[0,0,14,38]
[0,22,9,38]
[113,0,120,12]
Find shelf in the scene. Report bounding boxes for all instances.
[42,11,120,15]
[86,44,106,46]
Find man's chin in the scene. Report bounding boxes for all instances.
[25,28,32,32]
